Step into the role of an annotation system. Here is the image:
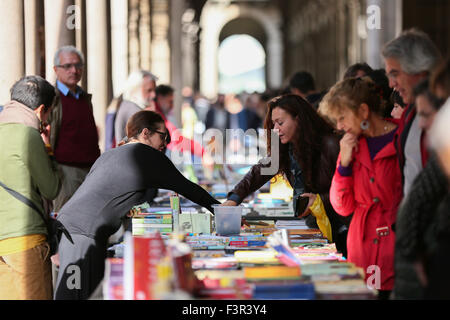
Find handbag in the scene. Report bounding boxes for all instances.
[0,180,73,255]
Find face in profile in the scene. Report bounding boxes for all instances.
[385,57,425,105]
[271,107,298,144]
[143,122,168,152]
[333,106,363,136]
[141,77,156,107]
[391,103,405,119]
[416,94,438,132]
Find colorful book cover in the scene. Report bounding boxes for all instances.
[123,232,166,300]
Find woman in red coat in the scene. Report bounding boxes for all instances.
[319,77,402,299]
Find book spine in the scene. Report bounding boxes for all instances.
[132,218,173,224]
[170,194,180,233]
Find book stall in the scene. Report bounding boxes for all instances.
[102,166,376,301]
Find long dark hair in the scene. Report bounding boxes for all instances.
[264,94,335,189]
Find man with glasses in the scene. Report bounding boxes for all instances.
[382,29,441,197]
[49,45,101,214]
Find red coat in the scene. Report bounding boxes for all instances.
[330,131,402,291]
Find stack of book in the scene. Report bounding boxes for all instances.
[132,210,173,236]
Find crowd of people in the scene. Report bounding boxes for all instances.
[1,27,450,301]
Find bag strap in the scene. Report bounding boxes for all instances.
[0,180,45,220]
[0,179,74,245]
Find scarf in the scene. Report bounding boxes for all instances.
[0,100,41,131]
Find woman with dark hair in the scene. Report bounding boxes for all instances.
[54,110,220,300]
[222,94,349,256]
[390,90,406,119]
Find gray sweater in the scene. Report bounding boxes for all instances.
[114,100,141,143]
[57,143,219,242]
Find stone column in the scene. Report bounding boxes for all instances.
[140,0,152,71]
[24,0,45,76]
[170,0,185,128]
[86,0,111,152]
[75,0,87,89]
[0,0,24,104]
[44,0,76,84]
[151,0,171,83]
[111,0,128,96]
[129,0,140,72]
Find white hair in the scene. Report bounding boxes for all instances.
[429,98,450,152]
[122,70,158,107]
[54,45,85,66]
[382,29,441,75]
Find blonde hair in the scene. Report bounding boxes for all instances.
[318,77,385,121]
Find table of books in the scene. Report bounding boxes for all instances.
[103,198,376,300]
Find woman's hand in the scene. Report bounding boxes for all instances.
[339,132,358,167]
[298,193,317,217]
[221,200,238,206]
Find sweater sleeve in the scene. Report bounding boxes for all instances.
[226,158,275,204]
[144,149,220,213]
[329,153,356,217]
[26,129,61,200]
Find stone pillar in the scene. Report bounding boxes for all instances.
[181,9,199,91]
[140,0,152,71]
[74,0,87,89]
[129,0,140,72]
[44,0,76,84]
[170,0,185,128]
[365,0,401,69]
[24,0,44,76]
[336,1,347,79]
[111,0,128,96]
[0,0,24,104]
[151,0,171,83]
[199,3,223,100]
[86,0,111,152]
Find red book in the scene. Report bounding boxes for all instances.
[129,233,166,300]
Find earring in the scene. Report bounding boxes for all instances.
[360,120,370,130]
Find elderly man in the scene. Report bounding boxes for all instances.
[49,46,100,213]
[382,29,441,197]
[110,70,158,147]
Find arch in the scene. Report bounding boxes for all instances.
[199,2,282,99]
[218,34,266,94]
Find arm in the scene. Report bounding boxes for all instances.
[145,150,219,213]
[26,129,61,200]
[329,154,356,217]
[226,158,275,204]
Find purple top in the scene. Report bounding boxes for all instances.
[338,128,398,177]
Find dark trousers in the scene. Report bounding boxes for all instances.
[54,233,107,300]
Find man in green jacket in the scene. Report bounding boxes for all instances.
[0,76,61,299]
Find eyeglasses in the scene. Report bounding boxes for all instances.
[56,63,84,70]
[152,129,171,144]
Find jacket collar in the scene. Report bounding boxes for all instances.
[56,80,83,99]
[356,119,400,170]
[0,100,40,130]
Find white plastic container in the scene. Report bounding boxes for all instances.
[212,205,243,235]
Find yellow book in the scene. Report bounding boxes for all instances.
[244,265,301,280]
